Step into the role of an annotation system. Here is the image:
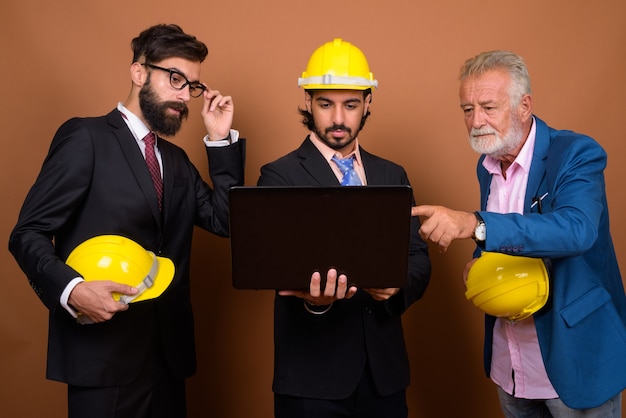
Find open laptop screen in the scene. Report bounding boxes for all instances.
[229,186,413,290]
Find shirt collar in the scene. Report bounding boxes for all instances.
[309,132,363,167]
[117,102,151,142]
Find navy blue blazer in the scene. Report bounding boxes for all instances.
[9,109,245,386]
[476,116,626,409]
[258,137,431,399]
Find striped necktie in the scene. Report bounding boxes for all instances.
[143,132,163,210]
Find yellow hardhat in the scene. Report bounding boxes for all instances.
[465,252,549,321]
[66,235,175,304]
[298,38,378,90]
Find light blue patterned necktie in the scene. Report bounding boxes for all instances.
[331,155,362,186]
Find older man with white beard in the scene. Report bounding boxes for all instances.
[412,50,625,417]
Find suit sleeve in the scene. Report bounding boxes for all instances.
[479,136,606,257]
[9,118,95,312]
[194,139,246,236]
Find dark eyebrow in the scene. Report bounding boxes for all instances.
[170,67,201,84]
[314,96,362,105]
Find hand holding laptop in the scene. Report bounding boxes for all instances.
[278,268,358,303]
[362,287,401,301]
[278,268,400,305]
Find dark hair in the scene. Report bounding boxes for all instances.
[131,24,208,64]
[298,89,372,131]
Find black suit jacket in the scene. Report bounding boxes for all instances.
[9,109,245,386]
[258,137,430,399]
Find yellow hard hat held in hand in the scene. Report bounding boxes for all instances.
[465,252,550,321]
[66,235,175,304]
[298,38,378,91]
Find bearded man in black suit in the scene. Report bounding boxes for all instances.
[258,38,431,418]
[9,23,245,418]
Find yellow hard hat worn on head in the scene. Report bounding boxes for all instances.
[66,235,175,304]
[298,38,378,90]
[465,252,549,321]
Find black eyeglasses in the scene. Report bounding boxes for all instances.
[142,63,206,98]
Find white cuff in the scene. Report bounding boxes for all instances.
[203,129,239,147]
[61,277,84,318]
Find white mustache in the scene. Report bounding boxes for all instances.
[471,128,496,137]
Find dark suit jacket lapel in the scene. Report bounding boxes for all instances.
[297,137,391,186]
[298,137,341,186]
[524,116,549,213]
[106,110,163,227]
[359,148,387,185]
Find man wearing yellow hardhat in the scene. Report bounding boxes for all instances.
[9,24,245,418]
[257,38,431,417]
[413,51,626,416]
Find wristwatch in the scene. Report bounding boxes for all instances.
[472,212,486,243]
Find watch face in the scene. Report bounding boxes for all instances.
[475,223,486,241]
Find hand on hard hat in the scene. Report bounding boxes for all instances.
[66,235,176,305]
[462,258,479,285]
[68,280,137,323]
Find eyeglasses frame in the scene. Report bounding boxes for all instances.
[141,63,206,98]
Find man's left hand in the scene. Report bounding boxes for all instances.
[363,288,400,301]
[201,88,234,141]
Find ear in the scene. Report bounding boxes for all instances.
[364,92,372,115]
[130,62,147,87]
[304,91,313,112]
[518,94,533,122]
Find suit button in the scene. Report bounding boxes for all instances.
[365,307,373,314]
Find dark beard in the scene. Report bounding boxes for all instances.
[314,123,359,151]
[139,81,189,137]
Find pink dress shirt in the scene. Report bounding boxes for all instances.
[483,119,558,399]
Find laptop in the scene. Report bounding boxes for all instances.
[228,185,413,290]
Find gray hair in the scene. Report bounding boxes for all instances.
[459,50,531,107]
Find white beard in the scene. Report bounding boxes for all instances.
[469,120,524,158]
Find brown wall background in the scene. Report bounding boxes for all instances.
[2,1,625,417]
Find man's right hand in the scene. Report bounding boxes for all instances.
[278,268,357,305]
[411,205,477,252]
[68,281,138,323]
